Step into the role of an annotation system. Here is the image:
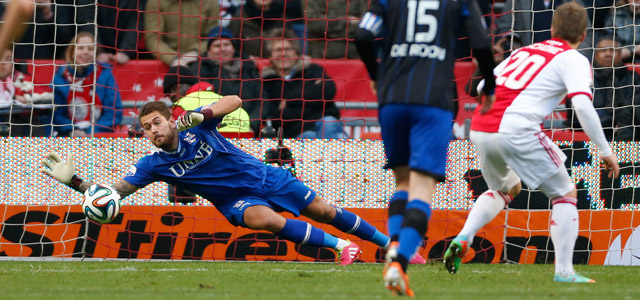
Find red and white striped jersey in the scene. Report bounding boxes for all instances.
[471,38,593,134]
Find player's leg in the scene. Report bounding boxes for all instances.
[238,203,356,264]
[378,105,426,270]
[242,205,287,232]
[537,168,595,283]
[392,170,434,267]
[392,106,452,271]
[388,165,409,244]
[444,185,518,274]
[301,195,390,248]
[384,105,451,296]
[444,133,511,271]
[383,166,426,266]
[498,131,591,282]
[300,195,389,264]
[379,104,411,246]
[258,168,373,265]
[384,170,433,297]
[445,131,522,273]
[458,183,519,240]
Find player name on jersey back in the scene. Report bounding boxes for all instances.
[471,38,593,134]
[390,43,446,60]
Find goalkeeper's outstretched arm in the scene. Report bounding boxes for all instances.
[176,95,242,131]
[42,152,139,198]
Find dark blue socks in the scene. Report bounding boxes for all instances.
[396,200,431,271]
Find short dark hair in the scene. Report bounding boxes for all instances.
[596,34,619,46]
[139,101,172,126]
[551,2,587,44]
[163,66,198,94]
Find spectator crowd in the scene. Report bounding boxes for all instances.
[0,0,638,141]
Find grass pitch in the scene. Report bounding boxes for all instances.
[1,261,637,300]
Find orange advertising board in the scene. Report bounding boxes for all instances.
[1,205,639,265]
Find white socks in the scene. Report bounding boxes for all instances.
[336,239,351,250]
[550,201,579,276]
[459,190,507,243]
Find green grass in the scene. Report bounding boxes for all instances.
[1,261,638,300]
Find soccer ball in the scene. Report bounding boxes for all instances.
[82,184,121,224]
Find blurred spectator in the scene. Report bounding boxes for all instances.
[305,0,369,59]
[455,0,493,60]
[94,0,146,65]
[0,47,53,136]
[567,36,640,141]
[497,0,596,59]
[496,0,568,46]
[580,0,613,30]
[227,0,302,58]
[604,0,640,62]
[163,66,199,104]
[144,0,219,66]
[574,1,612,60]
[467,33,523,98]
[0,49,52,106]
[163,65,253,135]
[492,33,523,64]
[188,26,263,133]
[220,0,243,27]
[51,32,122,137]
[261,28,343,139]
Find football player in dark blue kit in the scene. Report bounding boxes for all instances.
[356,0,497,295]
[42,96,391,265]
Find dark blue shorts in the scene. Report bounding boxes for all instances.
[216,167,316,227]
[379,104,453,180]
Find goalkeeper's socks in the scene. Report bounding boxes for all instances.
[277,219,339,249]
[330,207,390,248]
[458,190,507,243]
[396,200,431,272]
[550,199,579,276]
[388,191,408,242]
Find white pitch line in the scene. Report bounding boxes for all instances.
[4,267,371,273]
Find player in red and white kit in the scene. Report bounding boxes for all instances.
[443,2,620,283]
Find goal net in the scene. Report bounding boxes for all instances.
[0,0,638,265]
[494,0,640,266]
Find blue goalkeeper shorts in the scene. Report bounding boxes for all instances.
[379,103,453,181]
[216,167,316,227]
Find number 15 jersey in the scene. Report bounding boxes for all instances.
[471,38,593,134]
[361,0,491,111]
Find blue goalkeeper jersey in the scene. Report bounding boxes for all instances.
[123,116,269,204]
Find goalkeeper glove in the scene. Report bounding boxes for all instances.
[42,152,76,184]
[176,111,205,131]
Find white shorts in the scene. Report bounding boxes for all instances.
[470,130,568,193]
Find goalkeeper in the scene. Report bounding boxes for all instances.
[42,98,417,265]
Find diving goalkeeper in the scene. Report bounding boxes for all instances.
[42,97,426,265]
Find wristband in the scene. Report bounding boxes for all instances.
[201,109,215,120]
[69,175,83,192]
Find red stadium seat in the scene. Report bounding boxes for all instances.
[25,59,586,141]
